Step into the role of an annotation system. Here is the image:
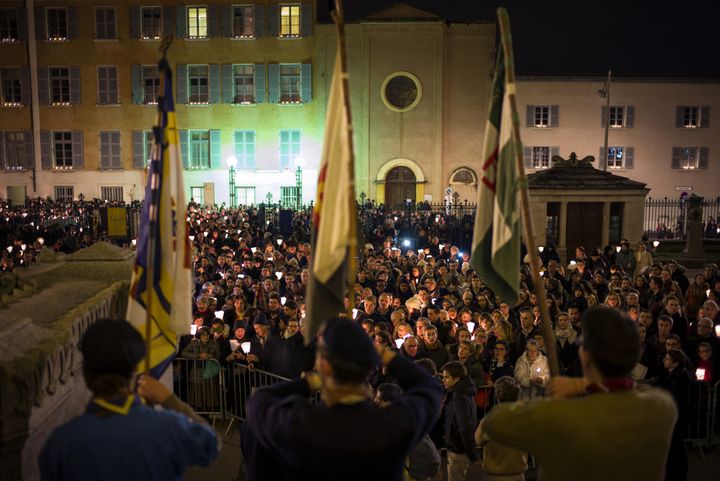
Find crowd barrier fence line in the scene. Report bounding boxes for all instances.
[172,357,225,426]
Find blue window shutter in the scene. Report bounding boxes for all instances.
[268,64,279,103]
[17,7,27,40]
[132,130,145,169]
[701,106,710,128]
[69,66,81,104]
[108,66,118,103]
[301,4,313,37]
[131,64,142,104]
[35,7,45,39]
[625,106,635,128]
[207,5,218,37]
[301,63,312,103]
[255,5,265,37]
[162,6,173,37]
[210,130,221,169]
[176,6,186,38]
[699,147,709,169]
[671,147,681,169]
[550,105,559,127]
[601,106,606,128]
[267,4,278,37]
[40,131,52,169]
[67,7,79,39]
[526,105,534,127]
[37,67,49,104]
[129,7,140,38]
[72,130,83,168]
[209,64,220,103]
[23,131,34,169]
[523,146,532,168]
[179,130,189,169]
[675,107,684,128]
[20,66,30,105]
[221,5,232,37]
[255,63,266,103]
[176,64,187,104]
[222,64,233,103]
[624,147,634,169]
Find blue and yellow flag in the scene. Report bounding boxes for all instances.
[127,60,192,377]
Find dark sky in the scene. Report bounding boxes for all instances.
[318,0,720,78]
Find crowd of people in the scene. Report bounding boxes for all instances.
[4,197,720,480]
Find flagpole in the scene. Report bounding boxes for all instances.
[332,0,358,320]
[496,8,560,376]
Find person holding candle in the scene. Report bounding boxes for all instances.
[513,340,550,400]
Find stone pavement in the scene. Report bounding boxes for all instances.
[185,419,719,481]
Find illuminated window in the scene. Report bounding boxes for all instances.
[233,6,254,37]
[0,68,22,105]
[46,8,68,40]
[450,167,476,185]
[53,131,73,168]
[141,7,162,39]
[683,106,699,128]
[187,6,208,38]
[534,106,549,127]
[279,5,300,37]
[188,65,209,103]
[233,65,255,103]
[142,65,160,104]
[3,131,28,170]
[189,130,210,169]
[532,146,551,169]
[279,63,301,103]
[0,8,19,41]
[608,106,624,127]
[606,146,625,169]
[675,147,700,170]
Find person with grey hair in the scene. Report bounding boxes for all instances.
[701,300,719,326]
[475,376,528,481]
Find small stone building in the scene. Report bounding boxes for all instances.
[528,153,650,263]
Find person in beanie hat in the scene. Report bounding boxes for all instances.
[39,319,219,481]
[240,317,444,481]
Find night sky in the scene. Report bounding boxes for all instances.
[318,0,720,78]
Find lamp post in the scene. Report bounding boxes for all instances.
[293,156,304,209]
[226,156,237,208]
[598,70,612,171]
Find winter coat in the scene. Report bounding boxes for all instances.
[514,351,550,400]
[443,376,479,461]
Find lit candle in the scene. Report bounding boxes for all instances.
[281,296,287,305]
[715,325,720,337]
[275,272,282,280]
[538,246,545,253]
[395,339,405,349]
[241,342,251,354]
[696,368,706,381]
[214,310,224,319]
[276,239,282,245]
[352,308,358,319]
[190,325,198,335]
[653,240,660,248]
[616,246,621,253]
[467,322,475,333]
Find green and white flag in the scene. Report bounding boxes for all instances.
[470,24,521,305]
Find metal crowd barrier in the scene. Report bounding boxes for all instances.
[172,357,225,426]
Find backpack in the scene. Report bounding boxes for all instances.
[407,434,441,479]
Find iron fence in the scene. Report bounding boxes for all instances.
[172,357,225,425]
[643,197,720,240]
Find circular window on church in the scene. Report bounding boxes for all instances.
[381,72,422,112]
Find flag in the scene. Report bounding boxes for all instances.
[304,45,357,341]
[470,9,521,305]
[127,60,192,377]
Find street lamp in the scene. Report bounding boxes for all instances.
[226,156,237,208]
[598,70,612,171]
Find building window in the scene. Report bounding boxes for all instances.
[141,7,162,39]
[144,130,154,163]
[279,5,301,37]
[54,185,74,201]
[3,131,28,170]
[95,7,117,39]
[674,147,701,170]
[53,131,73,168]
[142,65,160,104]
[683,106,699,128]
[279,64,301,103]
[281,185,301,208]
[101,186,124,202]
[533,106,550,128]
[188,65,209,103]
[46,7,68,40]
[279,129,300,169]
[50,67,70,104]
[237,186,255,205]
[233,64,255,103]
[609,106,625,127]
[449,167,476,185]
[234,130,255,169]
[190,186,204,204]
[677,105,711,129]
[97,66,118,104]
[0,8,19,41]
[606,146,625,169]
[187,6,208,39]
[189,130,210,169]
[99,131,121,169]
[232,6,254,37]
[532,146,551,169]
[0,68,21,105]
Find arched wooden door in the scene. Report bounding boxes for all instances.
[385,167,416,205]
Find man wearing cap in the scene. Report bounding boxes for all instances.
[39,319,219,481]
[241,317,444,481]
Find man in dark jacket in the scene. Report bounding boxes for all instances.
[241,317,444,481]
[441,361,479,481]
[419,325,450,371]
